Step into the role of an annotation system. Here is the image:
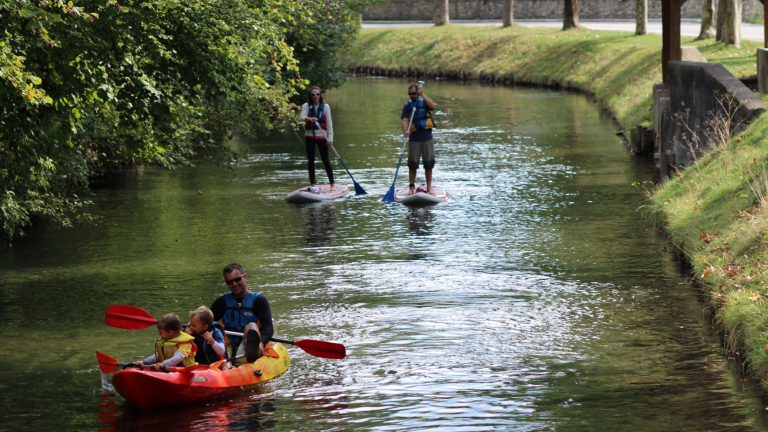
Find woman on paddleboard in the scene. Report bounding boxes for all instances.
[300,86,335,188]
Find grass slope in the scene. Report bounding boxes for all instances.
[346,25,768,387]
[344,25,759,131]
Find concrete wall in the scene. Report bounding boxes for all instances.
[363,0,765,22]
[660,62,765,172]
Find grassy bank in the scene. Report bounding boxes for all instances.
[647,110,768,385]
[345,25,768,388]
[343,25,759,131]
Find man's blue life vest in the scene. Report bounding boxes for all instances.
[408,98,434,132]
[222,291,261,349]
[306,103,327,130]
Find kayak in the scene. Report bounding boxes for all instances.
[394,185,449,205]
[111,342,290,410]
[285,184,350,203]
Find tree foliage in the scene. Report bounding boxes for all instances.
[0,0,364,238]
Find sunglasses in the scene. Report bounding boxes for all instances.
[225,275,245,285]
[408,92,417,96]
[311,93,321,96]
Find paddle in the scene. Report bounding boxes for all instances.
[95,350,209,374]
[104,304,347,360]
[209,354,244,370]
[223,332,346,360]
[383,81,423,202]
[313,121,367,196]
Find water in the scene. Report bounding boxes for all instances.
[0,78,765,431]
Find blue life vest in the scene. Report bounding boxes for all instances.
[305,103,326,131]
[408,98,434,132]
[193,327,225,365]
[222,291,261,350]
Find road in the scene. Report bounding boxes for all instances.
[362,19,766,43]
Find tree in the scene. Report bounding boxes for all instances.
[716,0,742,46]
[0,0,363,238]
[698,0,717,39]
[435,0,449,26]
[636,0,647,35]
[563,0,579,30]
[503,0,514,28]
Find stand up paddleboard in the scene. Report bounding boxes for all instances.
[394,185,449,205]
[286,184,350,203]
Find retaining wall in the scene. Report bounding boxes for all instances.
[660,61,765,173]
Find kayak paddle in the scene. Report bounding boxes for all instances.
[104,304,347,359]
[383,81,423,203]
[95,350,209,373]
[314,121,367,196]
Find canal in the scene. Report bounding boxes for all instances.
[0,77,765,431]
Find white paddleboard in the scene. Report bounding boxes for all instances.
[394,185,449,205]
[285,184,350,203]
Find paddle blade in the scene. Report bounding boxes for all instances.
[292,339,346,359]
[353,181,367,196]
[382,187,396,203]
[105,305,157,330]
[96,350,120,374]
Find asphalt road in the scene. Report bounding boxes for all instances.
[362,19,766,43]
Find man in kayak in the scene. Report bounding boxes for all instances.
[402,83,437,194]
[211,263,274,364]
[134,313,198,370]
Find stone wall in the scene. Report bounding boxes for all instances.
[363,0,764,22]
[660,62,765,172]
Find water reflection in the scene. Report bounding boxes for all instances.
[298,203,337,248]
[406,206,435,237]
[98,392,281,431]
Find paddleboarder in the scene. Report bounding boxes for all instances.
[401,83,436,194]
[211,263,274,364]
[300,86,335,188]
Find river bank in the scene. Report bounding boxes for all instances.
[343,25,768,392]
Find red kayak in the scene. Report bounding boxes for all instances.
[110,343,290,410]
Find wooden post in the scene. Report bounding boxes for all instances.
[661,0,688,84]
[760,0,768,48]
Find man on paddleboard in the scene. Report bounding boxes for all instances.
[211,263,274,364]
[402,83,436,194]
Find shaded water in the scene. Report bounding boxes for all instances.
[1,78,766,431]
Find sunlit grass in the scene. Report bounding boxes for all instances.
[344,25,762,131]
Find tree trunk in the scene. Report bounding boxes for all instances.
[716,0,741,47]
[697,0,716,39]
[434,0,449,26]
[563,0,579,30]
[636,0,647,35]
[503,0,514,28]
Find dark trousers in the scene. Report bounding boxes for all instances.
[306,138,334,185]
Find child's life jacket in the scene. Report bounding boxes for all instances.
[154,332,198,367]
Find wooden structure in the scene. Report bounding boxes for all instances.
[663,0,768,83]
[661,0,687,84]
[760,0,768,48]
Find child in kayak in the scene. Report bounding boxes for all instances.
[134,313,197,370]
[184,306,227,366]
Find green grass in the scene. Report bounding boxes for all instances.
[346,25,768,388]
[343,25,761,131]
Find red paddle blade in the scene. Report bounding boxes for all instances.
[96,350,120,374]
[293,339,346,359]
[104,305,157,330]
